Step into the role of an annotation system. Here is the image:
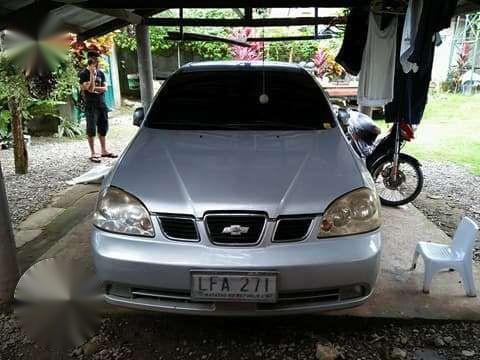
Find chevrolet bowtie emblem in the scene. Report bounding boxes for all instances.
[221,225,249,236]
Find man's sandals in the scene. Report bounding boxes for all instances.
[89,153,118,163]
[89,154,101,163]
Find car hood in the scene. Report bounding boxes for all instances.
[110,128,366,218]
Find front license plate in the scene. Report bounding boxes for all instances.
[191,271,277,303]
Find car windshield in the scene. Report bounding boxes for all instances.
[145,68,335,130]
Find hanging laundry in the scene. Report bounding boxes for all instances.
[335,7,369,76]
[387,0,458,125]
[357,13,398,107]
[407,0,458,67]
[385,17,435,125]
[400,0,423,73]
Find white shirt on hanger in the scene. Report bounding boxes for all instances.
[400,0,423,73]
[358,13,398,107]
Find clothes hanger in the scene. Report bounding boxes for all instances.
[371,0,408,15]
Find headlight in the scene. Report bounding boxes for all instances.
[318,188,381,238]
[93,187,155,237]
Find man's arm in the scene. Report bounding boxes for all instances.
[87,69,96,93]
[79,67,97,93]
[94,72,108,94]
[94,82,108,94]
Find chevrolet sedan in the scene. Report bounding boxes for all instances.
[92,61,382,315]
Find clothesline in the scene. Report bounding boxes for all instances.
[371,0,408,16]
[335,0,458,125]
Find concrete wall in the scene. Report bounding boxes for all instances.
[116,47,203,99]
[432,25,455,84]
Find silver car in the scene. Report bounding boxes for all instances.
[92,61,382,315]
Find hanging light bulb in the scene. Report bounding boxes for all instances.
[259,93,269,104]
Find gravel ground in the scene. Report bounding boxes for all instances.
[412,161,480,260]
[0,112,136,227]
[0,310,479,360]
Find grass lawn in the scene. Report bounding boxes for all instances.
[379,93,480,175]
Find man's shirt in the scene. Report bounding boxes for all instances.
[79,68,107,105]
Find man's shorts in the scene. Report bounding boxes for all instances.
[85,102,109,137]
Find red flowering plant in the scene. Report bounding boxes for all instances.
[230,28,264,61]
[68,33,114,70]
[313,48,329,78]
[445,43,472,92]
[312,48,345,81]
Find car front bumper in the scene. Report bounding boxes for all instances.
[92,225,381,316]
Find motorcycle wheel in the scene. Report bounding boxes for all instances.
[371,153,424,206]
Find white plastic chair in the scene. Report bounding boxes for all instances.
[411,216,479,297]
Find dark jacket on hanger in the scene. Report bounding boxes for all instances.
[407,0,458,67]
[386,1,457,125]
[385,16,435,125]
[335,7,370,76]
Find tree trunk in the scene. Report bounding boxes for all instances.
[8,97,28,174]
[0,160,19,305]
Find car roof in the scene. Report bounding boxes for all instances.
[179,61,306,74]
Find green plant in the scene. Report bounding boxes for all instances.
[0,54,30,173]
[0,110,10,138]
[50,57,78,102]
[0,42,79,173]
[57,117,84,138]
[114,9,236,60]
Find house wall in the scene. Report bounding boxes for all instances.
[116,47,203,99]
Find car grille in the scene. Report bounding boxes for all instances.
[273,218,314,242]
[158,217,198,241]
[126,287,355,309]
[205,214,266,245]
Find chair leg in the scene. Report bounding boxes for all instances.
[423,262,434,294]
[461,263,477,297]
[411,248,420,270]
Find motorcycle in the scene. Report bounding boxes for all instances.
[337,108,424,206]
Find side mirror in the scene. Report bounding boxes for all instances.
[337,108,350,126]
[133,107,145,127]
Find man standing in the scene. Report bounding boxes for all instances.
[79,55,117,162]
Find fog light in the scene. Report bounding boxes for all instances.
[339,285,365,300]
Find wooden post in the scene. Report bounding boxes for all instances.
[0,160,19,305]
[135,24,154,110]
[8,97,28,175]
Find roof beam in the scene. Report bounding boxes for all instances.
[247,34,333,41]
[167,31,250,46]
[456,0,480,15]
[78,8,165,40]
[80,8,144,25]
[81,0,368,9]
[245,8,253,20]
[144,16,343,27]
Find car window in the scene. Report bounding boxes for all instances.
[146,68,335,130]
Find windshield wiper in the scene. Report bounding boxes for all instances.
[228,121,321,130]
[153,122,243,129]
[151,121,325,130]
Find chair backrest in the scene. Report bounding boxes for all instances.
[452,217,479,254]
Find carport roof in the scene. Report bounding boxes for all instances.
[1,0,479,40]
